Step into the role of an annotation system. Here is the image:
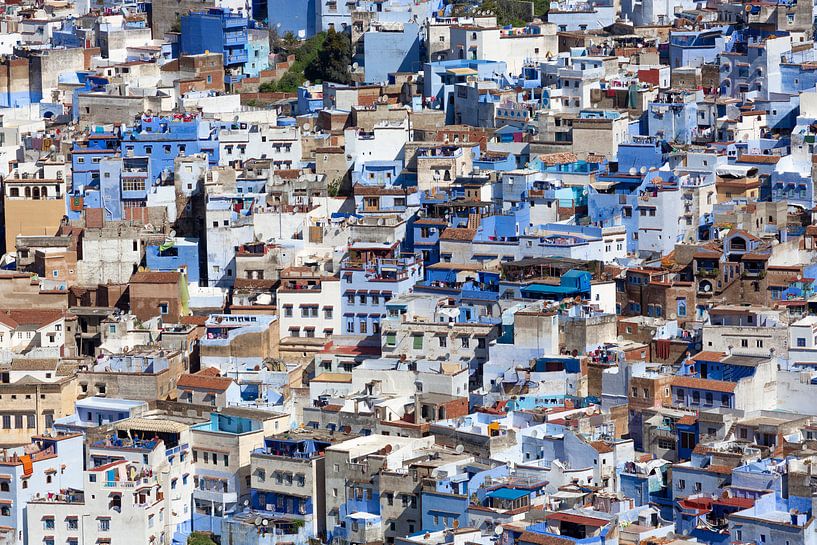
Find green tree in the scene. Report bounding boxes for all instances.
[305,28,351,84]
[188,533,217,545]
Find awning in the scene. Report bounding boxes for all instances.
[486,488,529,501]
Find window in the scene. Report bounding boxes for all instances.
[438,336,447,348]
[386,333,396,346]
[797,337,806,347]
[159,303,169,315]
[223,454,229,466]
[122,178,146,192]
[44,518,55,530]
[99,519,110,531]
[413,335,423,350]
[461,337,469,348]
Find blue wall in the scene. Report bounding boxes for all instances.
[363,23,421,83]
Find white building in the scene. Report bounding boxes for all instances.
[0,434,84,545]
[277,267,342,340]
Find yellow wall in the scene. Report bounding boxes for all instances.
[4,199,66,252]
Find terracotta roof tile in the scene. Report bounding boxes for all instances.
[691,351,726,362]
[130,271,181,284]
[519,533,573,545]
[671,376,736,393]
[539,152,578,166]
[589,440,614,453]
[0,309,65,329]
[177,372,234,392]
[440,228,476,242]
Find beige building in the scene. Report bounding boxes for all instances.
[0,359,77,446]
[76,348,186,401]
[2,170,67,254]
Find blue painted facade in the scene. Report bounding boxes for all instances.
[420,491,468,532]
[146,238,202,284]
[363,23,421,83]
[181,8,250,81]
[647,93,698,144]
[340,252,421,336]
[263,0,317,37]
[120,115,220,183]
[668,27,730,69]
[423,60,508,118]
[245,30,272,78]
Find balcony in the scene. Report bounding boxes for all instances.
[223,16,246,29]
[741,269,765,279]
[224,31,247,45]
[225,51,249,65]
[194,488,238,504]
[696,268,719,278]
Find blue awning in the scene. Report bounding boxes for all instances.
[486,488,529,501]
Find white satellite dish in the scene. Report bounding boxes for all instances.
[262,519,269,526]
[352,62,359,70]
[629,167,637,175]
[639,167,647,174]
[254,517,262,526]
[168,229,176,238]
[495,525,504,536]
[455,444,464,454]
[303,123,311,132]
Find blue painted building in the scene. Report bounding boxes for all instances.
[339,243,422,337]
[249,436,332,538]
[646,90,700,144]
[146,237,202,285]
[181,8,249,85]
[245,29,272,78]
[771,153,814,211]
[363,22,421,83]
[99,155,151,221]
[120,114,220,183]
[413,218,446,265]
[668,27,730,69]
[423,59,508,119]
[262,0,317,37]
[729,494,817,545]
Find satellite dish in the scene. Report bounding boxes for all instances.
[629,167,637,175]
[495,525,504,536]
[262,519,269,526]
[303,123,311,132]
[254,517,262,526]
[703,283,711,292]
[168,229,176,238]
[639,167,647,174]
[455,444,464,454]
[352,62,359,70]
[244,500,250,506]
